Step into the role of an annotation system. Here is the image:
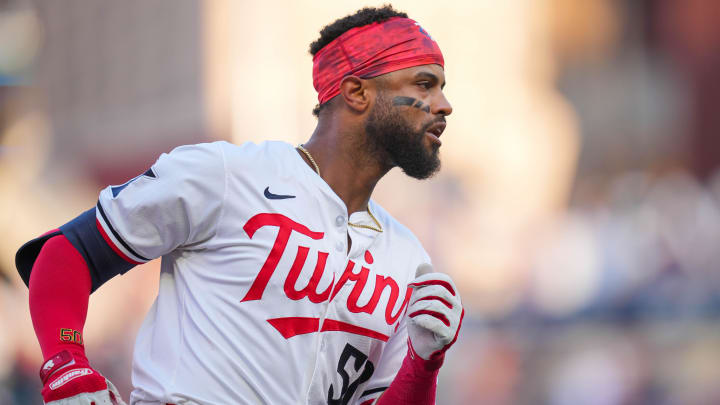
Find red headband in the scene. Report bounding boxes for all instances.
[313,17,444,105]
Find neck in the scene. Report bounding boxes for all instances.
[299,117,391,215]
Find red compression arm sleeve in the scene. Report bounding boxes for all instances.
[29,233,91,360]
[375,346,444,405]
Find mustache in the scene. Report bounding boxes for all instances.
[421,116,446,132]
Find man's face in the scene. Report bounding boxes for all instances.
[365,64,452,179]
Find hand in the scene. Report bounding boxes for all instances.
[407,265,464,361]
[40,350,126,405]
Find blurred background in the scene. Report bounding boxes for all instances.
[2,0,720,403]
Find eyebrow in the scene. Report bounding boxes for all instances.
[414,71,446,89]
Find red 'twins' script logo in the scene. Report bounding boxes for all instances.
[240,213,412,342]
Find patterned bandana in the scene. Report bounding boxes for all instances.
[312,17,444,105]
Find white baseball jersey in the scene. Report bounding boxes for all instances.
[93,140,431,405]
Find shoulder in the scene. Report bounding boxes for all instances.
[172,139,293,158]
[155,141,227,176]
[162,140,295,175]
[370,200,431,264]
[217,140,307,181]
[369,201,417,243]
[216,140,294,163]
[165,140,227,158]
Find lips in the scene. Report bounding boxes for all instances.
[426,121,446,138]
[425,121,446,146]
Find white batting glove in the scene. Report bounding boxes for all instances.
[407,264,464,361]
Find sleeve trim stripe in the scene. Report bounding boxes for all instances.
[95,218,145,265]
[95,203,150,263]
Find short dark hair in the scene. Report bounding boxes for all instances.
[309,5,408,117]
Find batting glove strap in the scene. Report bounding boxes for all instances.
[407,272,464,361]
[40,350,75,384]
[40,350,125,405]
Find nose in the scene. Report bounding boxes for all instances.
[432,92,453,116]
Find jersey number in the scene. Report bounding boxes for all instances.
[327,343,375,405]
[59,328,83,345]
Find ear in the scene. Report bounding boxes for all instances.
[338,75,370,113]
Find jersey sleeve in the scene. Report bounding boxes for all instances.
[94,141,227,264]
[16,142,228,292]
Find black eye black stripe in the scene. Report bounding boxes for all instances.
[392,96,415,106]
[392,96,430,113]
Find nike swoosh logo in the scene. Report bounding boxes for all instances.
[264,186,296,200]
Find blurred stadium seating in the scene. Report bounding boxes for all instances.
[2,0,720,404]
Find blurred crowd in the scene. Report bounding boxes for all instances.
[3,0,720,404]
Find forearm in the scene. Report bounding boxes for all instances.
[376,345,444,405]
[29,233,91,360]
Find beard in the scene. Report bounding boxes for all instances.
[365,93,442,180]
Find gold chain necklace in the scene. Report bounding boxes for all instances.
[297,144,320,175]
[296,144,383,233]
[348,208,384,233]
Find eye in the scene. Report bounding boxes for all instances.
[417,81,432,90]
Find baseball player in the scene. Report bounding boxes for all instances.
[16,5,463,405]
